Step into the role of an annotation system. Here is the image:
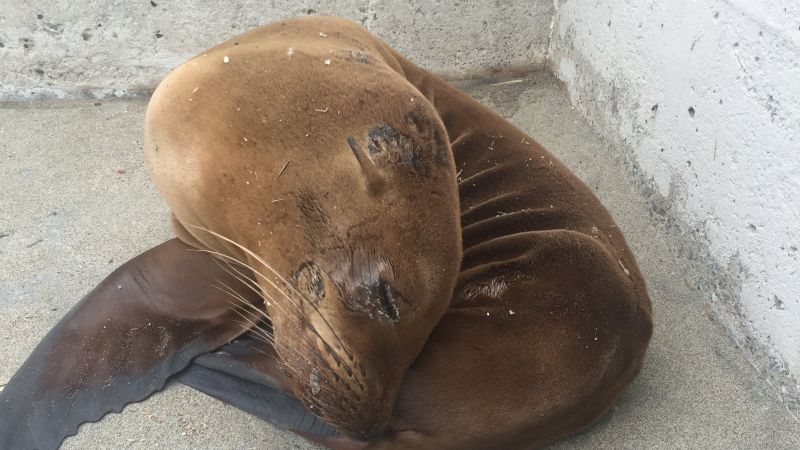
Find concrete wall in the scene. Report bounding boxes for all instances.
[0,0,554,100]
[549,0,800,416]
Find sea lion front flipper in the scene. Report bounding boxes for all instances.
[0,238,258,450]
[179,333,340,438]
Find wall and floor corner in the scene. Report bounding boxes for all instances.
[547,0,800,418]
[1,0,798,423]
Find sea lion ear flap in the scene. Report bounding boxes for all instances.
[0,239,258,450]
[347,136,386,193]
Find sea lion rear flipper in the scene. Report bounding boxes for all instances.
[0,239,258,450]
[179,334,340,438]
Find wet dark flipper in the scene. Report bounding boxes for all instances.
[0,239,258,450]
[179,334,340,437]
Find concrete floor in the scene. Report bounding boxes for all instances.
[1,71,798,449]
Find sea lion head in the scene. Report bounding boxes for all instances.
[258,114,461,439]
[144,19,461,439]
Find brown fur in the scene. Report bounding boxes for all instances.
[142,16,653,449]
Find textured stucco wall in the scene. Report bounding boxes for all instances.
[549,0,800,416]
[0,0,554,99]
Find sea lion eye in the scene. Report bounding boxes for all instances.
[292,262,325,301]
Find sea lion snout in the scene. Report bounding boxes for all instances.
[274,256,441,438]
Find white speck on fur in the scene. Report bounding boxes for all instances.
[310,368,321,396]
[618,259,631,276]
[287,47,294,56]
[461,277,508,300]
[223,55,230,64]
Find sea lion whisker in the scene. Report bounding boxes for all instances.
[308,403,358,431]
[214,259,273,307]
[226,287,355,379]
[225,303,276,345]
[206,258,345,409]
[299,394,352,427]
[230,318,276,346]
[210,276,268,317]
[215,259,304,322]
[217,285,343,383]
[227,306,335,382]
[211,275,273,324]
[242,341,345,399]
[198,248,295,307]
[230,306,326,370]
[198,247,317,325]
[224,319,332,391]
[217,259,271,302]
[210,283,309,361]
[229,305,272,340]
[232,325,314,376]
[212,279,269,319]
[212,261,356,374]
[203,249,323,329]
[188,231,308,304]
[213,283,323,364]
[229,256,342,346]
[190,228,352,360]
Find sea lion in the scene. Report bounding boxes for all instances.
[143,21,463,439]
[0,15,652,450]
